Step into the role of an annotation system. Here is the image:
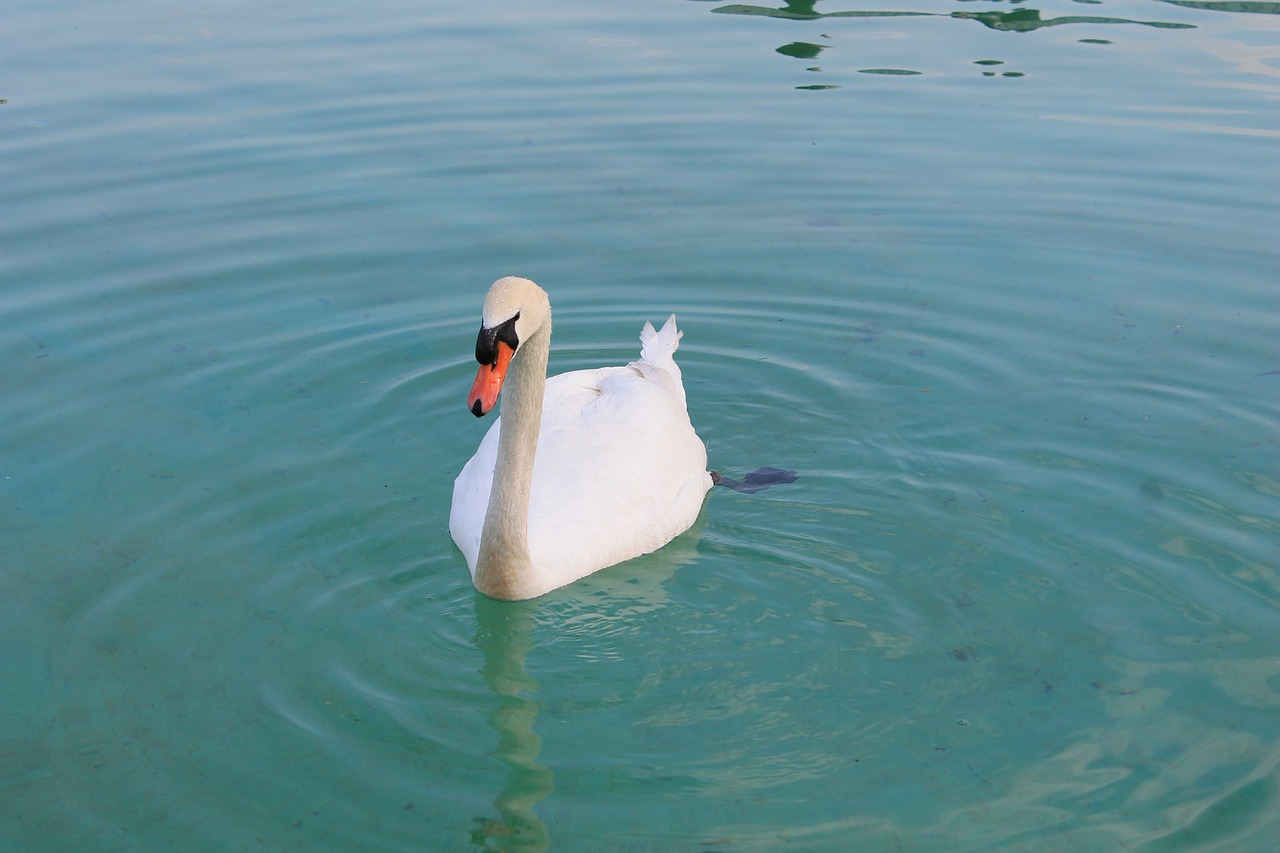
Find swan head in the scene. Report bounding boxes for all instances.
[467,277,550,418]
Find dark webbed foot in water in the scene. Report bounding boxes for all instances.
[711,467,798,494]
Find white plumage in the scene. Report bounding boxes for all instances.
[450,277,711,601]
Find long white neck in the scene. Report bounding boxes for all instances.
[474,320,550,600]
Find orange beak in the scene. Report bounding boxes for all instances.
[468,340,515,417]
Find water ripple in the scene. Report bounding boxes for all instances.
[4,1,1277,850]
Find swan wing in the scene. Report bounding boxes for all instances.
[524,362,710,584]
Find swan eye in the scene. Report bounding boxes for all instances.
[475,313,520,365]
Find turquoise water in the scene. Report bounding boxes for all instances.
[2,0,1278,850]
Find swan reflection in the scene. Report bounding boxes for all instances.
[467,513,707,850]
[471,597,552,852]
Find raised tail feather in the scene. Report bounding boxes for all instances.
[639,314,682,367]
[638,314,686,408]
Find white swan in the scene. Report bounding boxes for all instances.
[450,276,712,601]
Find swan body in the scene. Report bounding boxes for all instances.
[450,277,712,601]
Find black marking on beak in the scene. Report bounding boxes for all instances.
[475,313,520,366]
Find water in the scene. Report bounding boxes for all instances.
[2,0,1277,850]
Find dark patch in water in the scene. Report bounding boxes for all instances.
[711,467,799,494]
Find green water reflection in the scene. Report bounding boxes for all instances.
[716,1,1197,83]
[712,1,933,20]
[712,0,1197,30]
[950,7,1195,31]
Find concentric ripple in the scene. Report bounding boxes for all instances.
[3,0,1278,851]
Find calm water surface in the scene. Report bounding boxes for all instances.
[2,1,1278,851]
